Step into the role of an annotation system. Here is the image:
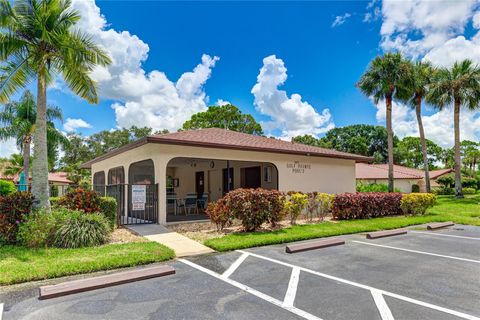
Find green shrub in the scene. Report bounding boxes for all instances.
[432,187,454,195]
[400,193,437,215]
[437,175,454,188]
[305,192,334,222]
[221,188,285,232]
[462,177,478,189]
[99,197,117,230]
[462,187,476,195]
[205,198,233,232]
[356,182,401,193]
[53,211,110,248]
[0,180,16,196]
[0,192,34,243]
[284,193,308,225]
[18,208,69,248]
[411,184,420,193]
[49,197,60,207]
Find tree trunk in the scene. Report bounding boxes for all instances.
[386,96,394,193]
[31,72,51,209]
[415,97,430,193]
[453,100,463,198]
[22,135,31,187]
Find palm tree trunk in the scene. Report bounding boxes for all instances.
[22,136,30,186]
[453,100,463,198]
[415,97,430,193]
[31,72,50,209]
[386,96,394,192]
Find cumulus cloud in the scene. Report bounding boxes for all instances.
[364,0,381,23]
[63,118,92,132]
[375,100,480,148]
[251,55,334,139]
[215,99,231,106]
[332,13,352,27]
[0,138,18,158]
[71,0,218,132]
[374,0,480,145]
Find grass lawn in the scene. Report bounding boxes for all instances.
[0,242,175,285]
[204,194,480,252]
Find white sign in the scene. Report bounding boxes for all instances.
[132,185,146,211]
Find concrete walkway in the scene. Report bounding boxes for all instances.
[127,224,214,257]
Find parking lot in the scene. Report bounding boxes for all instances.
[2,224,480,320]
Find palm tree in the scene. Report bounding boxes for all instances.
[0,90,64,183]
[0,0,111,208]
[427,60,480,198]
[403,61,435,192]
[357,52,410,192]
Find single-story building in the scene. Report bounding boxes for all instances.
[0,171,74,196]
[81,128,371,225]
[356,163,453,193]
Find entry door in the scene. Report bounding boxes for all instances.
[195,171,204,198]
[243,166,261,189]
[222,168,234,195]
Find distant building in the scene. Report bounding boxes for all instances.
[356,163,453,193]
[0,171,74,196]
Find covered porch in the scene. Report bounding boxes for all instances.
[165,157,278,223]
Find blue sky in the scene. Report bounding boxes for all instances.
[52,0,384,136]
[2,0,480,157]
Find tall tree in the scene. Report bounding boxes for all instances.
[427,60,480,198]
[357,53,410,191]
[182,104,263,135]
[403,61,435,192]
[394,137,442,170]
[0,90,64,182]
[0,0,111,208]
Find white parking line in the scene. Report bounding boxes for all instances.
[179,259,323,320]
[222,252,249,278]
[371,290,395,320]
[352,240,480,264]
[410,230,480,241]
[283,267,300,308]
[0,303,3,320]
[237,250,480,320]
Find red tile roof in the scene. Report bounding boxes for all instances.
[81,128,372,168]
[0,172,73,184]
[356,163,453,180]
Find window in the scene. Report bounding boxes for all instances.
[108,167,125,185]
[93,171,105,196]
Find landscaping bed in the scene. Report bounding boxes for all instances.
[202,194,480,251]
[0,242,174,285]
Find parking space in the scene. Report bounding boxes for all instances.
[2,224,480,320]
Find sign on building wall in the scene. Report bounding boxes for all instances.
[286,161,312,174]
[132,185,146,210]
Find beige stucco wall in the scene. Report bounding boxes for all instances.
[91,143,356,224]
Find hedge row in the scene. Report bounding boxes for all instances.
[206,189,437,231]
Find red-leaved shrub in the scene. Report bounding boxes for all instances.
[332,192,402,220]
[58,188,101,213]
[205,198,233,231]
[219,188,285,232]
[0,192,34,243]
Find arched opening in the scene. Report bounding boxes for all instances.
[92,171,105,196]
[165,157,278,222]
[126,159,157,224]
[108,166,125,185]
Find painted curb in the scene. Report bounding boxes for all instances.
[39,265,175,300]
[427,222,454,230]
[366,229,407,239]
[286,238,345,253]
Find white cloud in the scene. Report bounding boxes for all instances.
[332,13,352,27]
[251,55,335,139]
[364,0,381,23]
[63,118,92,132]
[215,99,231,106]
[71,0,218,132]
[0,138,18,158]
[375,100,480,147]
[373,0,480,145]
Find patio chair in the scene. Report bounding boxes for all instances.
[182,193,199,215]
[197,192,209,210]
[166,193,181,215]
